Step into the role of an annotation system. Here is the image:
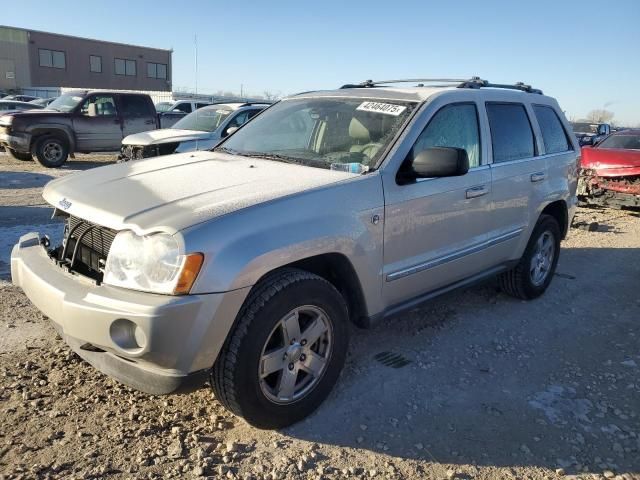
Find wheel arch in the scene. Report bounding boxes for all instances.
[540,199,569,238]
[28,125,75,153]
[252,253,370,328]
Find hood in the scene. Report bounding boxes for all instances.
[122,128,211,146]
[581,147,640,177]
[43,151,356,233]
[4,109,68,118]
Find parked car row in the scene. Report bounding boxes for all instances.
[0,90,270,166]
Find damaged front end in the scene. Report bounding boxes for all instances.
[118,143,180,162]
[577,168,640,209]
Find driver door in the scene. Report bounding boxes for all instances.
[73,94,123,151]
[381,101,494,308]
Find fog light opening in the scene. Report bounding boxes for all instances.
[109,318,147,352]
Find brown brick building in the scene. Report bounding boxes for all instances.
[0,25,172,92]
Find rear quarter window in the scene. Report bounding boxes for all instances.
[533,105,571,154]
[120,96,154,117]
[486,103,535,163]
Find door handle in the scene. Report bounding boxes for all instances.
[466,185,489,199]
[144,119,155,125]
[531,172,546,182]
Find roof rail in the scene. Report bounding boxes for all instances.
[458,77,543,94]
[340,78,469,89]
[340,77,543,94]
[238,101,275,107]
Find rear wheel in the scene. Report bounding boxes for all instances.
[499,214,561,300]
[6,148,32,161]
[33,135,69,168]
[211,268,349,429]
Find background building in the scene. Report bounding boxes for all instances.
[0,25,172,93]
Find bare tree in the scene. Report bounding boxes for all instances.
[262,90,281,101]
[586,109,615,123]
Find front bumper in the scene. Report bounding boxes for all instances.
[0,131,30,152]
[11,232,250,394]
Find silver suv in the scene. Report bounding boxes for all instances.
[11,78,578,429]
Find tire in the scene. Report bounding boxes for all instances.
[6,148,32,161]
[211,268,349,429]
[499,214,561,300]
[33,135,69,168]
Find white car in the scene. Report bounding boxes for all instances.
[119,102,269,160]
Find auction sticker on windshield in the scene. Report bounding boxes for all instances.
[356,101,406,116]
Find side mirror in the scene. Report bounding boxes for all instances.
[597,124,610,136]
[410,147,469,178]
[223,126,239,138]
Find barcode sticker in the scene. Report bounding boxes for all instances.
[356,101,406,116]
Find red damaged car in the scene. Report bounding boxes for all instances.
[578,130,640,209]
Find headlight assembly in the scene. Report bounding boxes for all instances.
[103,231,203,295]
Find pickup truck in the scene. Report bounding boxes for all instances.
[0,90,163,167]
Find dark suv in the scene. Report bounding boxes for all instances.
[0,90,159,167]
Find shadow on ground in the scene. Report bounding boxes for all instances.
[0,171,55,189]
[283,247,640,475]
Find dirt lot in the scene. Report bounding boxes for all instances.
[1,152,639,480]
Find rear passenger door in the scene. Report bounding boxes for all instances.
[119,95,157,137]
[485,101,546,264]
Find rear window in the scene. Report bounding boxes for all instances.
[486,103,535,163]
[120,96,152,117]
[534,105,570,154]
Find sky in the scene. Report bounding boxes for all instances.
[5,0,640,125]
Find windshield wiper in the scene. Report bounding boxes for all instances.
[237,151,332,168]
[214,146,241,155]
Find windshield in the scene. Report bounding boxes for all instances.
[217,97,416,170]
[597,134,640,150]
[47,93,84,112]
[571,123,598,135]
[172,106,233,131]
[155,102,173,112]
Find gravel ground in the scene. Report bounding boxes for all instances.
[1,152,639,480]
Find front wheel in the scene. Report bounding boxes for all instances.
[33,135,69,168]
[211,269,349,429]
[499,214,561,300]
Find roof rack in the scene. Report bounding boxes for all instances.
[340,78,468,89]
[340,77,543,94]
[457,77,543,94]
[238,101,274,107]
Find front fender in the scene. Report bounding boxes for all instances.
[182,174,385,317]
[26,123,76,152]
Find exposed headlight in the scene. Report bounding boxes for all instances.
[103,231,203,295]
[0,115,13,126]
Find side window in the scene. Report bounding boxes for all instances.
[80,95,118,116]
[196,103,209,109]
[227,111,250,128]
[533,105,571,154]
[175,103,192,113]
[411,103,481,168]
[247,109,261,120]
[486,103,535,162]
[120,96,153,117]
